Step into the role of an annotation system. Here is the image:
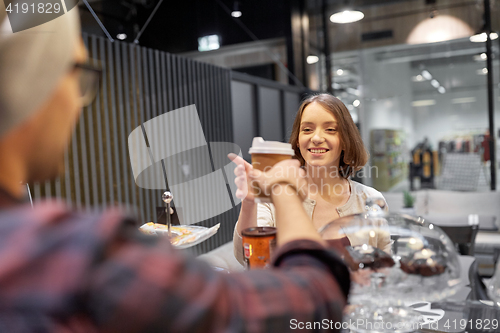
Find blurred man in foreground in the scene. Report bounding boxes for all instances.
[0,3,349,332]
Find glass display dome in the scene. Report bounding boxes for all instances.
[319,199,462,332]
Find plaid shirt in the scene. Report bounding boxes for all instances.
[0,200,349,332]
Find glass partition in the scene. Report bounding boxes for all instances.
[332,37,499,193]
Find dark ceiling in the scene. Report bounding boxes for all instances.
[80,0,293,53]
[79,0,416,53]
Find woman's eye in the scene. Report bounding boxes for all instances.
[326,128,337,132]
[301,128,312,132]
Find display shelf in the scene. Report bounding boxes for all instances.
[370,129,408,192]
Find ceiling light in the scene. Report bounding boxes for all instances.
[412,99,436,107]
[336,69,344,75]
[438,86,446,94]
[421,70,432,80]
[330,10,364,24]
[117,33,127,40]
[353,99,360,107]
[412,74,424,82]
[198,35,220,52]
[452,97,476,104]
[470,32,498,43]
[307,55,319,64]
[231,1,242,18]
[473,53,488,61]
[407,15,474,44]
[431,79,440,88]
[477,68,488,75]
[427,31,450,43]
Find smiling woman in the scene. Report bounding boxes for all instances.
[287,93,387,230]
[289,94,368,177]
[233,93,391,267]
[298,107,342,169]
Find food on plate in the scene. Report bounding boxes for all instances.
[344,244,395,271]
[400,248,446,277]
[139,222,220,249]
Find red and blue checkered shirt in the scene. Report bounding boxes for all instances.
[0,198,349,332]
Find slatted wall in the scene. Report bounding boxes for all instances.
[31,34,239,256]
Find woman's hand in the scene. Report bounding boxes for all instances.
[228,153,255,203]
[251,159,307,201]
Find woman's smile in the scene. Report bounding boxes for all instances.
[299,102,342,168]
[308,148,330,156]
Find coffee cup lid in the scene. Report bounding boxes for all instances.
[248,137,295,155]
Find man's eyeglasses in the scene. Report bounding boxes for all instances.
[73,62,102,107]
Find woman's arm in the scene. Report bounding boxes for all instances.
[232,202,257,265]
[229,154,259,235]
[230,154,259,264]
[235,201,257,235]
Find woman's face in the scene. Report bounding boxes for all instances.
[298,102,342,170]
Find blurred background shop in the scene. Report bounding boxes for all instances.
[78,0,500,195]
[26,1,499,266]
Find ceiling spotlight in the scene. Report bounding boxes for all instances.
[117,33,127,40]
[330,10,364,24]
[231,1,242,18]
[421,70,432,80]
[476,68,488,75]
[307,55,319,64]
[470,32,498,43]
[438,86,446,94]
[473,53,488,61]
[431,79,440,88]
[353,99,360,107]
[412,74,425,82]
[336,69,344,75]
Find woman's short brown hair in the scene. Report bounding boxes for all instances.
[289,93,368,178]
